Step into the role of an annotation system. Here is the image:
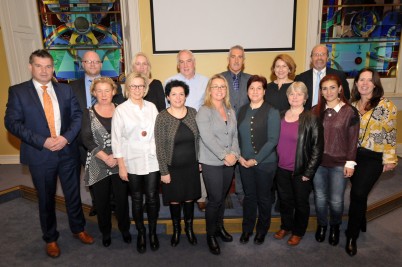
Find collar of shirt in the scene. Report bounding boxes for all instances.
[325,101,344,113]
[314,67,326,76]
[32,79,53,93]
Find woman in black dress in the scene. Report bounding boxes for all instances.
[155,80,201,247]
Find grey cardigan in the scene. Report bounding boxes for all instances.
[154,107,199,175]
[196,105,240,166]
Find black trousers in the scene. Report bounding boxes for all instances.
[347,148,383,239]
[202,164,234,236]
[276,167,312,237]
[240,162,276,235]
[127,171,160,229]
[29,157,85,243]
[92,174,130,237]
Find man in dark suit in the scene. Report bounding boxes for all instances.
[221,45,251,205]
[69,51,125,216]
[4,49,94,258]
[295,44,350,109]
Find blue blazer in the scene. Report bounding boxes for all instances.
[4,80,82,165]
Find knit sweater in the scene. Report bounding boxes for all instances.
[154,107,199,175]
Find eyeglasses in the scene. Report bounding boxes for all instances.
[128,84,146,90]
[82,60,102,65]
[312,53,327,58]
[211,85,227,90]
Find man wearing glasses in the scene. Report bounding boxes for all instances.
[70,51,125,216]
[295,44,350,109]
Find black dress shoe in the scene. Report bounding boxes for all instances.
[328,225,340,246]
[240,232,252,244]
[122,232,132,244]
[315,225,327,243]
[216,226,233,242]
[137,230,146,254]
[89,206,97,217]
[207,235,220,255]
[345,237,357,256]
[254,233,265,245]
[102,237,111,247]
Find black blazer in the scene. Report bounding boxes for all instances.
[69,78,126,111]
[294,67,350,109]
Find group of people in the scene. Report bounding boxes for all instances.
[4,44,397,258]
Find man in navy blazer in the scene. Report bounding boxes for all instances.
[221,45,251,205]
[4,50,94,258]
[295,44,350,109]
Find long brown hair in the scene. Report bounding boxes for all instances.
[312,74,350,119]
[351,68,383,111]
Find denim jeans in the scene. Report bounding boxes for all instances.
[313,166,347,226]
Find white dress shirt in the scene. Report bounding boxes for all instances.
[112,99,159,175]
[312,68,326,106]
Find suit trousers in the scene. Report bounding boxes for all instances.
[347,148,383,239]
[29,156,85,243]
[202,164,234,236]
[276,167,313,237]
[92,174,130,237]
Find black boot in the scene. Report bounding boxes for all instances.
[216,225,233,242]
[328,224,340,246]
[315,225,327,242]
[147,194,160,252]
[148,221,159,251]
[132,193,146,253]
[136,228,146,253]
[207,235,220,255]
[183,202,197,245]
[345,236,357,256]
[169,204,181,247]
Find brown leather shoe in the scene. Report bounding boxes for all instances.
[74,231,94,244]
[274,229,290,240]
[46,242,60,258]
[197,202,206,212]
[287,235,302,246]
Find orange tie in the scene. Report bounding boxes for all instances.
[41,85,57,137]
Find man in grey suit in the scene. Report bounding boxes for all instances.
[221,45,251,204]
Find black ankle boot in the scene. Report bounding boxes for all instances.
[207,235,220,255]
[137,228,146,254]
[328,225,340,246]
[183,202,197,245]
[345,237,357,256]
[315,225,327,242]
[169,204,181,247]
[216,225,233,242]
[148,221,159,251]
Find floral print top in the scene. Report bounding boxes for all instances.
[352,98,398,164]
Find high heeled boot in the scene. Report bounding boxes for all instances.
[328,224,340,246]
[169,204,182,247]
[183,201,197,245]
[147,195,160,251]
[132,195,146,253]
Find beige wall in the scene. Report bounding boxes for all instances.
[1,0,401,158]
[0,27,20,156]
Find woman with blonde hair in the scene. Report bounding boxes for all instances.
[131,52,166,111]
[196,74,240,255]
[112,73,160,254]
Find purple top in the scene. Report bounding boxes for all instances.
[277,119,299,171]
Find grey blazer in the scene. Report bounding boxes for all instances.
[221,70,251,113]
[196,105,240,166]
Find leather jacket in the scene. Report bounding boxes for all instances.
[282,110,324,178]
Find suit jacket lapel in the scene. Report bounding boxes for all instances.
[53,82,64,120]
[28,80,47,121]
